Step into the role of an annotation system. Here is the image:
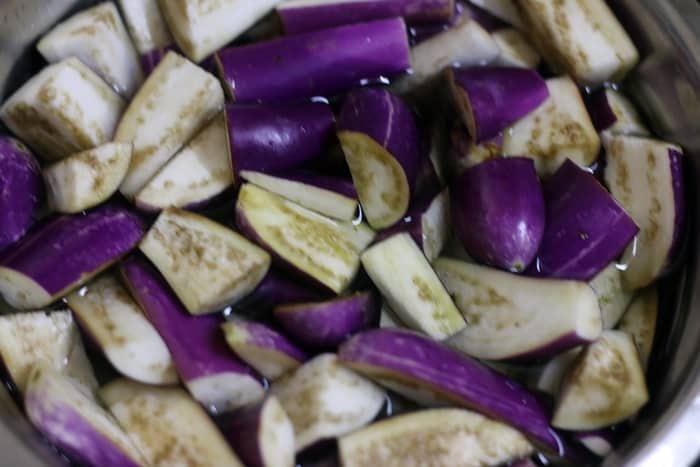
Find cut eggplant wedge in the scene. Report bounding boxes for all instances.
[100,379,244,467]
[271,354,385,452]
[590,263,634,330]
[235,183,375,294]
[379,302,405,329]
[44,142,132,214]
[552,330,649,430]
[618,287,658,371]
[362,234,465,340]
[493,28,541,68]
[0,57,124,162]
[535,347,582,396]
[66,275,177,385]
[139,208,271,315]
[115,51,224,198]
[25,365,146,467]
[339,408,534,467]
[470,0,524,28]
[589,88,649,137]
[118,0,173,55]
[435,258,602,361]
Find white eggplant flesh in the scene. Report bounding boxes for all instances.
[535,347,582,396]
[470,0,524,28]
[590,263,635,330]
[597,89,650,137]
[118,0,173,54]
[379,302,405,329]
[493,29,540,69]
[618,287,658,371]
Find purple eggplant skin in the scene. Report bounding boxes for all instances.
[529,159,639,281]
[222,319,308,370]
[215,18,411,103]
[447,66,549,143]
[0,136,43,253]
[276,171,358,199]
[461,1,510,32]
[232,269,326,316]
[410,1,466,42]
[452,157,545,272]
[572,427,621,457]
[139,45,176,75]
[669,149,686,266]
[588,88,619,133]
[274,292,380,348]
[226,102,335,176]
[278,0,455,35]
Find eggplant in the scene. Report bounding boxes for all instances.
[590,263,634,330]
[492,28,541,68]
[435,258,602,361]
[410,0,468,42]
[470,0,524,29]
[215,18,411,103]
[573,428,620,458]
[222,320,307,380]
[535,347,582,396]
[0,137,43,253]
[0,207,144,310]
[0,310,97,393]
[589,88,649,137]
[120,256,265,413]
[361,234,465,340]
[447,122,502,175]
[231,269,325,315]
[139,45,175,76]
[115,51,224,199]
[552,330,648,430]
[44,142,132,214]
[452,157,545,272]
[270,354,386,452]
[516,0,639,86]
[503,76,600,176]
[66,275,177,385]
[618,287,658,371]
[37,2,144,98]
[379,302,404,329]
[99,379,245,466]
[0,58,125,162]
[235,184,376,294]
[273,292,379,348]
[118,0,173,55]
[139,208,271,315]
[25,365,146,467]
[339,408,533,467]
[134,114,233,212]
[603,135,684,290]
[337,87,420,229]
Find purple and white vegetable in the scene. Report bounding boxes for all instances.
[618,287,658,371]
[379,301,405,328]
[447,122,502,175]
[139,45,175,76]
[470,0,524,28]
[589,88,649,136]
[589,263,634,330]
[492,29,541,68]
[535,347,582,396]
[0,207,143,309]
[573,428,620,458]
[118,0,173,55]
[231,269,325,315]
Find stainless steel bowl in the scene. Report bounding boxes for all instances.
[2,1,700,466]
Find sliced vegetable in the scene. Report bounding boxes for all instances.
[139,45,175,76]
[573,428,620,458]
[493,28,541,68]
[447,122,502,175]
[271,354,385,452]
[44,142,132,214]
[216,18,410,103]
[231,269,324,315]
[118,0,173,55]
[411,0,468,42]
[618,287,658,371]
[535,347,582,396]
[589,88,649,136]
[0,57,124,161]
[590,263,634,330]
[469,0,524,29]
[461,1,508,31]
[0,207,144,309]
[379,302,404,328]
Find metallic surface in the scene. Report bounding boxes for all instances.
[2,0,700,466]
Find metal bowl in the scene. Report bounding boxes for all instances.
[2,1,700,465]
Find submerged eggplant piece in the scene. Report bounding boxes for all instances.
[115,51,224,198]
[339,408,533,467]
[589,88,649,137]
[235,184,375,294]
[379,302,405,329]
[573,428,620,458]
[118,0,173,55]
[337,87,420,229]
[470,0,524,28]
[216,18,410,103]
[492,28,541,68]
[37,2,143,98]
[44,142,132,214]
[100,379,244,466]
[447,122,502,175]
[271,354,385,452]
[66,275,177,385]
[0,207,144,309]
[0,58,124,162]
[435,258,602,361]
[535,347,582,396]
[0,137,43,253]
[589,263,634,330]
[618,287,658,371]
[25,365,146,467]
[231,269,325,315]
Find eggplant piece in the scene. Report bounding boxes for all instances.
[25,365,147,467]
[532,159,638,281]
[120,256,265,413]
[590,263,634,330]
[339,408,533,467]
[493,28,541,68]
[516,0,638,86]
[273,292,379,348]
[0,137,43,253]
[617,287,658,371]
[447,122,502,175]
[270,354,385,452]
[100,379,244,466]
[66,275,177,385]
[240,171,358,221]
[361,234,465,340]
[0,207,144,309]
[215,18,410,103]
[37,3,143,98]
[222,320,307,381]
[469,0,524,29]
[118,0,173,55]
[139,45,176,76]
[589,88,649,137]
[452,157,544,272]
[535,347,582,396]
[44,142,132,214]
[235,184,375,294]
[232,268,325,315]
[603,135,684,290]
[134,114,233,212]
[0,58,125,162]
[379,302,405,329]
[435,258,602,361]
[0,310,97,393]
[503,76,600,176]
[115,51,224,199]
[337,87,420,229]
[573,428,619,458]
[411,0,469,42]
[139,208,270,315]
